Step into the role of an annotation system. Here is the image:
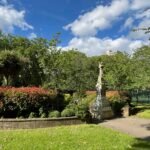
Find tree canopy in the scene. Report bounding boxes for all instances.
[0,31,149,91]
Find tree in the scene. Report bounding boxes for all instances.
[0,51,23,85]
[18,38,49,86]
[100,52,132,90]
[86,56,100,90]
[132,46,150,89]
[0,32,62,87]
[56,50,89,92]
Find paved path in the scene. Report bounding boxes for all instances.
[100,117,150,140]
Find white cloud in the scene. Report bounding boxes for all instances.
[135,9,150,19]
[63,0,150,56]
[128,9,150,40]
[131,0,150,10]
[0,3,33,32]
[129,30,149,40]
[64,37,146,56]
[123,17,134,29]
[28,32,37,39]
[64,0,129,37]
[128,40,144,50]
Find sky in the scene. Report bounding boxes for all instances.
[0,0,150,56]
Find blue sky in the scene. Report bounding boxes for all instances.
[0,0,150,56]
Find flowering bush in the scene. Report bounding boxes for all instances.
[0,87,65,118]
[0,86,55,95]
[106,90,131,116]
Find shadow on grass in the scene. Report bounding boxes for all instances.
[141,124,150,130]
[129,137,150,150]
[130,103,150,116]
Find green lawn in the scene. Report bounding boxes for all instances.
[0,125,149,150]
[133,104,150,119]
[136,109,150,119]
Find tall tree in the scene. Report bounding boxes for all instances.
[100,52,132,90]
[0,51,23,85]
[56,50,89,92]
[132,46,150,89]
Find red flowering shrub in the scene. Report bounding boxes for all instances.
[0,87,65,118]
[0,87,55,95]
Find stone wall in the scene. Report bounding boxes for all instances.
[0,117,83,129]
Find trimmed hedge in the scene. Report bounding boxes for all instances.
[0,87,65,118]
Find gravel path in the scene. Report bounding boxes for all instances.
[100,117,150,140]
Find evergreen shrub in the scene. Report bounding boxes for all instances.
[61,108,75,117]
[48,110,60,118]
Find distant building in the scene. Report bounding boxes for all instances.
[106,50,115,56]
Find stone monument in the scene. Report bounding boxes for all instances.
[90,62,113,120]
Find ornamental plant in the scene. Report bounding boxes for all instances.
[106,90,131,116]
[0,87,65,118]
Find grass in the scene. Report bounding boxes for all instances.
[136,109,150,119]
[132,103,150,119]
[0,125,149,150]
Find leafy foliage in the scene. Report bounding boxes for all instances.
[0,31,150,93]
[61,108,75,117]
[132,46,150,89]
[0,51,23,86]
[48,110,60,118]
[106,90,131,116]
[0,87,66,118]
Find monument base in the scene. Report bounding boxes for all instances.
[90,97,114,121]
[101,98,114,119]
[101,107,114,119]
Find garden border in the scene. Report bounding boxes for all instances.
[0,117,83,129]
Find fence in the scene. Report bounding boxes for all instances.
[130,90,150,103]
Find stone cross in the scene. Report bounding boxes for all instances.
[90,62,114,121]
[96,62,103,93]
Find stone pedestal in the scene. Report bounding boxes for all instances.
[101,98,114,119]
[90,97,114,120]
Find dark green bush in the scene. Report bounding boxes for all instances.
[64,94,72,105]
[75,94,95,121]
[61,108,75,117]
[52,93,65,112]
[76,101,91,122]
[66,103,77,111]
[110,101,126,116]
[48,110,60,118]
[40,113,47,118]
[29,112,38,118]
